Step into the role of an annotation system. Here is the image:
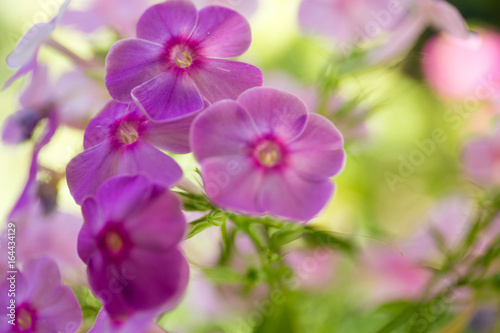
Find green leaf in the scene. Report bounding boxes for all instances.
[303,227,356,253]
[269,224,304,252]
[202,266,243,284]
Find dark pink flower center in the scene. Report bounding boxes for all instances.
[253,139,284,168]
[170,44,195,68]
[116,121,139,145]
[98,224,131,260]
[16,303,37,332]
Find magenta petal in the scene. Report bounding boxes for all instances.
[127,190,186,250]
[142,111,200,154]
[136,0,198,44]
[201,155,264,214]
[95,174,154,223]
[105,39,169,102]
[132,68,204,120]
[258,169,334,221]
[237,87,308,142]
[191,100,258,161]
[89,308,158,333]
[117,141,183,187]
[288,114,345,179]
[66,140,120,205]
[84,101,128,150]
[431,0,470,39]
[191,6,251,58]
[189,58,263,104]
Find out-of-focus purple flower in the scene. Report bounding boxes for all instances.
[89,308,167,333]
[299,0,405,45]
[2,65,107,145]
[66,101,194,204]
[462,125,500,187]
[105,0,263,121]
[191,87,345,221]
[368,0,472,63]
[78,175,189,319]
[192,0,259,18]
[62,0,151,37]
[422,30,500,100]
[0,257,82,332]
[284,248,337,290]
[4,0,71,87]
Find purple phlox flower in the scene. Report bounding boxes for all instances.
[78,175,189,319]
[2,65,107,145]
[462,124,500,187]
[368,0,472,64]
[191,87,346,221]
[4,0,71,88]
[61,0,151,37]
[192,0,259,18]
[89,308,168,333]
[66,100,196,204]
[105,0,263,121]
[0,256,82,333]
[299,0,406,45]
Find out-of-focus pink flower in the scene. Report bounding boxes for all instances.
[192,0,259,18]
[62,0,151,37]
[299,0,406,44]
[368,0,472,63]
[0,257,82,332]
[284,248,337,290]
[359,246,432,303]
[422,30,500,100]
[4,0,71,87]
[191,87,345,221]
[2,65,107,145]
[462,124,500,187]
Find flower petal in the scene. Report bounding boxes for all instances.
[237,87,308,142]
[201,155,264,214]
[105,38,169,102]
[288,113,345,179]
[66,139,120,205]
[19,65,50,109]
[258,169,334,221]
[136,0,198,44]
[6,23,53,69]
[36,286,82,333]
[89,308,158,333]
[132,67,204,121]
[95,174,154,223]
[189,58,263,104]
[191,100,258,161]
[117,141,183,188]
[83,101,129,150]
[142,111,200,154]
[190,6,251,58]
[431,0,470,39]
[127,188,186,250]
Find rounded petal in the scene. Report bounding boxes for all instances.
[190,6,251,58]
[66,140,121,205]
[6,22,53,69]
[105,39,169,102]
[116,141,183,188]
[83,101,129,150]
[132,68,204,121]
[201,155,264,214]
[127,189,186,250]
[136,0,198,44]
[189,58,263,104]
[431,0,470,39]
[191,100,258,161]
[142,111,200,154]
[89,308,158,333]
[23,257,62,306]
[36,286,82,333]
[287,113,345,179]
[258,169,334,221]
[237,87,308,142]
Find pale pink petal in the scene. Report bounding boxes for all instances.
[431,0,470,39]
